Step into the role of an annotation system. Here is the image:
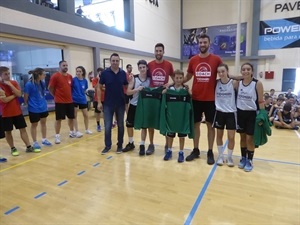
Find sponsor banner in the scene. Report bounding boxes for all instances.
[182,23,247,59]
[259,16,300,50]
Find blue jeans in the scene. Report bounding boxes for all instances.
[103,104,125,149]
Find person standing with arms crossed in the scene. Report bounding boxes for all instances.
[48,60,75,144]
[147,43,174,155]
[184,34,222,165]
[97,53,128,154]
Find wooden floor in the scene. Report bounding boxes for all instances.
[0,111,299,225]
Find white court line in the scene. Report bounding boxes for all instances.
[294,130,300,139]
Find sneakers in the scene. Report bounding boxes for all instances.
[186,148,200,161]
[139,145,145,156]
[216,155,224,166]
[26,146,41,153]
[69,131,83,138]
[101,147,111,155]
[42,139,52,146]
[0,157,7,163]
[33,142,41,149]
[11,147,20,156]
[116,147,123,154]
[238,157,247,169]
[85,130,93,134]
[146,144,155,155]
[207,151,215,165]
[227,156,234,167]
[178,151,184,163]
[97,125,102,132]
[244,159,253,172]
[75,131,83,138]
[163,150,172,161]
[122,142,135,152]
[55,135,61,144]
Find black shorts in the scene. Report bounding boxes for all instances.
[0,116,5,139]
[2,114,27,131]
[28,111,49,123]
[125,94,132,104]
[93,101,101,113]
[126,104,136,128]
[213,111,237,130]
[55,103,75,120]
[193,100,216,123]
[167,132,187,138]
[237,109,257,135]
[74,103,88,109]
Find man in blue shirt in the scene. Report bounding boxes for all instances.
[97,53,128,154]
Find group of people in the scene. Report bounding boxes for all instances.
[0,61,94,162]
[1,34,271,172]
[264,88,300,130]
[94,34,266,172]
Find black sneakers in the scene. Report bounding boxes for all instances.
[185,148,200,161]
[139,145,145,156]
[122,142,135,152]
[146,144,155,155]
[207,151,215,165]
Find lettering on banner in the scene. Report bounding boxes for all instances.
[275,1,300,13]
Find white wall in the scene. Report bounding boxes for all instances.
[0,0,181,58]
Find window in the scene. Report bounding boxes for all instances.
[74,0,125,31]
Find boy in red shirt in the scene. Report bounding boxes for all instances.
[0,66,40,156]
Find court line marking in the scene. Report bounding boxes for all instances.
[0,134,102,173]
[4,206,20,215]
[77,170,86,176]
[34,192,47,199]
[57,180,68,187]
[184,140,228,225]
[93,162,100,167]
[107,156,113,160]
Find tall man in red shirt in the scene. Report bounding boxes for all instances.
[48,61,75,144]
[184,34,222,165]
[146,43,174,155]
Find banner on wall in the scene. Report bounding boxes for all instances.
[182,23,247,59]
[259,16,300,50]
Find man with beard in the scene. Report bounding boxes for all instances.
[146,43,174,155]
[48,60,75,144]
[184,34,222,165]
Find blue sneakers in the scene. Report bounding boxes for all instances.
[163,150,172,161]
[238,157,247,169]
[0,157,7,163]
[97,125,102,132]
[42,139,52,146]
[178,151,184,163]
[244,159,253,172]
[33,142,41,149]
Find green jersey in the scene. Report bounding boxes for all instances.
[160,88,194,138]
[134,87,164,130]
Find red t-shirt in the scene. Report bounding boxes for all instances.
[187,54,222,101]
[92,77,105,102]
[148,60,174,87]
[0,80,22,117]
[49,72,73,103]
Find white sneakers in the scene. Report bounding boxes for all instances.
[85,130,93,134]
[69,131,83,138]
[217,155,235,167]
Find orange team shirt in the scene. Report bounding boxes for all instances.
[148,60,174,87]
[92,77,105,102]
[48,72,73,103]
[187,54,222,101]
[0,80,22,117]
